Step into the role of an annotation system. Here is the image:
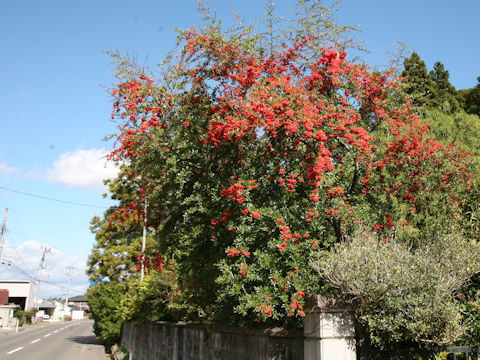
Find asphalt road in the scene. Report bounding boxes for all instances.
[0,319,106,360]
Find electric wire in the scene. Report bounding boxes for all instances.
[0,185,109,209]
[6,208,28,243]
[0,260,37,282]
[0,202,92,297]
[1,261,86,297]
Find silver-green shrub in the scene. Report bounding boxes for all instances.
[315,230,480,346]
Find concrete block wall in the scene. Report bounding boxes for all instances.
[122,321,304,360]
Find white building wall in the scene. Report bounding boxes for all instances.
[72,310,84,320]
[0,281,36,310]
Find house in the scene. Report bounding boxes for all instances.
[52,301,71,320]
[34,300,56,320]
[70,305,85,320]
[0,304,20,328]
[68,294,89,319]
[0,288,20,327]
[68,295,89,311]
[0,280,36,310]
[35,300,73,321]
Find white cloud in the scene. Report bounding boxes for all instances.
[45,148,119,190]
[0,241,89,298]
[0,162,20,178]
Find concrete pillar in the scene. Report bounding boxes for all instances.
[304,294,356,360]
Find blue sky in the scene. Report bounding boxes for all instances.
[1,0,479,297]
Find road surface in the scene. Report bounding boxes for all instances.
[0,319,106,360]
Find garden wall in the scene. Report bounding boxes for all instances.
[121,321,304,360]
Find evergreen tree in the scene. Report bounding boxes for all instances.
[87,166,157,282]
[429,61,459,113]
[401,51,435,108]
[87,281,127,348]
[458,76,480,116]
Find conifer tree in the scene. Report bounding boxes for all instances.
[87,167,158,282]
[429,61,458,112]
[401,51,435,108]
[458,76,480,116]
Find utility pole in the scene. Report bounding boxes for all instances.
[65,266,74,308]
[0,208,8,260]
[141,197,147,281]
[37,247,51,303]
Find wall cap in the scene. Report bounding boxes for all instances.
[304,294,354,313]
[133,321,305,338]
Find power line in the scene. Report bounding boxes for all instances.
[0,260,37,282]
[0,185,109,209]
[2,241,30,274]
[5,208,28,242]
[1,261,84,295]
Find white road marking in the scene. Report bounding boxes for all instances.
[54,330,59,333]
[31,339,41,344]
[7,347,23,354]
[44,333,51,337]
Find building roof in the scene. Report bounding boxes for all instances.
[35,301,56,309]
[69,295,86,302]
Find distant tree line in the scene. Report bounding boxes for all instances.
[401,51,480,117]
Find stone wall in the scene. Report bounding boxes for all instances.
[121,321,304,360]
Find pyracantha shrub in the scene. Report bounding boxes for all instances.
[106,28,475,329]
